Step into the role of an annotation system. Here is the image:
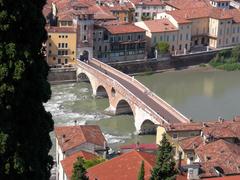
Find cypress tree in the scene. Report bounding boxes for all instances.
[0,0,53,179]
[150,133,177,180]
[72,157,89,180]
[138,160,145,180]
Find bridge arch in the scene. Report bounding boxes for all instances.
[140,119,157,135]
[115,99,133,115]
[96,85,108,98]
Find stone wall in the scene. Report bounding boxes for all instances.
[108,50,219,74]
[48,67,77,83]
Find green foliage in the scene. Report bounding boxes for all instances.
[0,0,53,179]
[141,15,152,21]
[150,133,177,180]
[138,161,145,180]
[155,42,170,54]
[209,46,240,71]
[84,157,105,169]
[72,157,89,180]
[199,63,207,67]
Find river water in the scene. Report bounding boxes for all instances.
[45,69,240,156]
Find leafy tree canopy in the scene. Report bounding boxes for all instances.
[0,0,53,179]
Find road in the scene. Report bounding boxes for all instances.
[89,61,188,124]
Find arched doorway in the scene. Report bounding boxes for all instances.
[140,120,157,135]
[80,50,89,61]
[115,99,133,115]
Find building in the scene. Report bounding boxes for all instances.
[135,18,191,56]
[46,26,77,66]
[131,0,165,22]
[54,125,107,180]
[87,150,156,180]
[156,116,240,179]
[156,6,240,51]
[61,150,98,180]
[93,23,146,62]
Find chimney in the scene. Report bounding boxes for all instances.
[218,116,224,123]
[74,120,77,126]
[136,141,140,151]
[62,134,66,144]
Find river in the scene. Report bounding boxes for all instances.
[45,69,240,156]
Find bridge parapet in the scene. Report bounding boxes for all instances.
[91,58,189,123]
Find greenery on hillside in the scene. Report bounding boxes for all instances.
[209,46,240,71]
[0,0,53,179]
[150,133,177,180]
[155,42,170,54]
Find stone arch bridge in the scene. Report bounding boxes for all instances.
[76,58,189,134]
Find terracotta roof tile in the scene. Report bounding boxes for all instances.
[47,26,77,33]
[131,0,164,6]
[105,24,145,34]
[203,175,240,180]
[196,139,240,177]
[61,151,98,179]
[179,136,203,150]
[143,19,178,33]
[54,125,106,152]
[87,150,156,180]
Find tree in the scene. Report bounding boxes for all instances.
[231,45,240,62]
[72,157,89,180]
[150,133,177,180]
[138,160,145,180]
[84,157,105,169]
[155,42,170,54]
[0,0,53,179]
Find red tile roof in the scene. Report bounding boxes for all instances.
[196,139,240,177]
[143,19,178,33]
[61,151,98,179]
[179,136,203,150]
[54,125,106,152]
[105,24,145,34]
[88,5,116,20]
[165,0,210,10]
[120,143,158,150]
[47,26,77,33]
[87,150,156,180]
[203,175,240,180]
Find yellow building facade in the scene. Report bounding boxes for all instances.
[46,27,77,66]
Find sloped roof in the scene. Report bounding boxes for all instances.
[54,125,106,152]
[61,150,98,179]
[179,136,203,150]
[87,150,155,180]
[143,19,178,33]
[105,24,145,34]
[196,139,240,177]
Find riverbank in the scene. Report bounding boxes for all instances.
[130,64,217,76]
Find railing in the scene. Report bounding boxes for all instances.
[90,58,189,123]
[76,59,170,125]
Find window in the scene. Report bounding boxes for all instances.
[172,35,175,41]
[84,35,87,40]
[173,133,178,139]
[232,37,235,43]
[84,25,87,30]
[65,35,68,38]
[105,46,107,52]
[65,43,68,48]
[154,36,156,43]
[99,46,102,51]
[48,50,52,54]
[185,44,188,49]
[49,43,52,47]
[172,45,174,51]
[179,44,182,50]
[186,34,188,40]
[226,38,228,44]
[166,35,169,42]
[65,59,68,64]
[59,35,61,38]
[48,35,51,38]
[180,34,182,41]
[58,59,61,64]
[219,39,221,45]
[62,35,64,38]
[61,43,65,48]
[58,43,61,48]
[135,12,138,17]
